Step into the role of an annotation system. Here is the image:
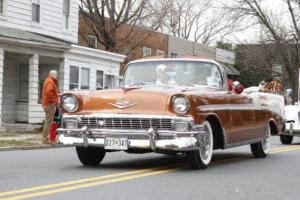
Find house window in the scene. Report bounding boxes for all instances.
[143,47,151,57]
[87,35,97,49]
[0,0,3,14]
[19,65,29,100]
[63,0,70,29]
[81,68,90,90]
[32,2,40,23]
[105,75,115,89]
[171,52,178,58]
[69,66,90,90]
[156,50,164,56]
[96,70,104,90]
[69,66,79,90]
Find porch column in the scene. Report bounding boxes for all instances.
[59,58,69,93]
[0,48,4,123]
[28,54,39,124]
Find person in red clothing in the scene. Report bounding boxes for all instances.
[228,79,244,94]
[42,70,60,144]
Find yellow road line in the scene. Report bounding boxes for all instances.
[0,163,186,198]
[0,145,299,200]
[269,145,298,151]
[1,166,187,200]
[270,146,300,154]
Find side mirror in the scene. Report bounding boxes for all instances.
[232,81,244,94]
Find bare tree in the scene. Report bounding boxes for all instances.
[227,0,300,99]
[163,0,236,45]
[79,0,168,53]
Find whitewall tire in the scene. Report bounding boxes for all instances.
[186,121,214,169]
[251,123,271,158]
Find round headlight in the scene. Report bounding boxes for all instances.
[172,95,190,114]
[62,95,78,113]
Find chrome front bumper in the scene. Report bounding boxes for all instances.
[57,126,205,152]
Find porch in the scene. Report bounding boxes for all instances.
[0,30,125,129]
[1,51,62,124]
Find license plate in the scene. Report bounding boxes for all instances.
[104,138,128,150]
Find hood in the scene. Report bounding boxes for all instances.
[80,87,180,115]
[70,86,222,116]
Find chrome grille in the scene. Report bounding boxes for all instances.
[80,117,173,130]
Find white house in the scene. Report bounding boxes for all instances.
[0,0,125,126]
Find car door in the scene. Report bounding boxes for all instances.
[227,92,256,143]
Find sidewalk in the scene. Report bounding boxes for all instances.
[0,132,63,151]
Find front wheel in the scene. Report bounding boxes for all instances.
[251,124,271,158]
[186,121,214,169]
[280,135,293,144]
[76,147,106,166]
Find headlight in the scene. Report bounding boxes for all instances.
[172,95,190,114]
[62,95,78,113]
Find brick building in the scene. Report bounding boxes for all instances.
[78,14,168,73]
[79,13,238,75]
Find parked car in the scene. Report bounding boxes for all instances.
[57,58,284,169]
[282,104,300,144]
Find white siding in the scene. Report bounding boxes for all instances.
[194,43,216,59]
[168,36,194,57]
[168,36,216,59]
[65,46,122,92]
[0,0,79,43]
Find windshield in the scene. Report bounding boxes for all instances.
[123,61,223,88]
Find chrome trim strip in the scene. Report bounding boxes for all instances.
[197,104,267,112]
[63,114,194,121]
[57,128,202,136]
[224,138,263,149]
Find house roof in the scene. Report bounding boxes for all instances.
[0,26,70,50]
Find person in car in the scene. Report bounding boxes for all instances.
[156,64,175,85]
[228,79,244,94]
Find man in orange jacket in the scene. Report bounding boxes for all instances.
[42,70,60,144]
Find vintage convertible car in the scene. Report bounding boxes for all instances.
[57,58,284,169]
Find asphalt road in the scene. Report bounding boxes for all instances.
[0,136,300,200]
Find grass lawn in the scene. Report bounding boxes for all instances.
[0,140,37,147]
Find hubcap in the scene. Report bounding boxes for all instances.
[199,122,213,164]
[262,125,271,153]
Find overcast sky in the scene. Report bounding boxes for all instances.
[220,0,291,44]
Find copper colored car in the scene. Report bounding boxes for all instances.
[57,58,284,169]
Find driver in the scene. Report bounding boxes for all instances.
[206,67,221,87]
[156,64,175,85]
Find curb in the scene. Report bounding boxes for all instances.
[0,144,72,152]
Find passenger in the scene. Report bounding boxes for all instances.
[228,79,244,94]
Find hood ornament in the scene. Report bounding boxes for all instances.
[109,100,137,109]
